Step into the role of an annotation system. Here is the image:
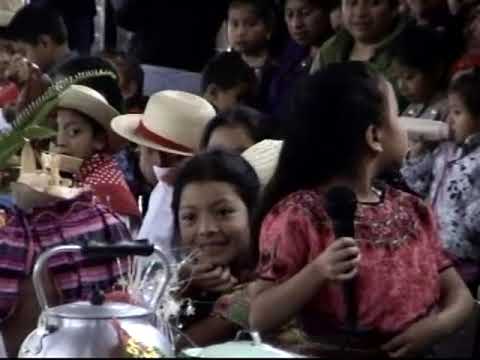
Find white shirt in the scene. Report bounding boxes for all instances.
[137,169,174,258]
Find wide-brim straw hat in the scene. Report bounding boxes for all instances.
[111,90,216,156]
[242,139,283,187]
[0,0,23,28]
[57,84,126,153]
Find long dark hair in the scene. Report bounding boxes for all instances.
[172,150,260,262]
[252,62,387,258]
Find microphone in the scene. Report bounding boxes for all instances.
[325,186,358,333]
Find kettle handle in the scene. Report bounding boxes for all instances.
[33,242,172,311]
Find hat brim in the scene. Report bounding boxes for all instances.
[111,114,193,157]
[58,91,127,154]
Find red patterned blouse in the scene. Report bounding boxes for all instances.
[257,186,452,336]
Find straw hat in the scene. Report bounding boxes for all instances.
[111,90,216,156]
[0,0,23,28]
[57,84,125,153]
[242,139,283,187]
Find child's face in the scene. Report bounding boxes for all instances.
[330,7,344,31]
[138,146,184,185]
[207,125,256,153]
[465,4,480,50]
[376,80,409,170]
[55,109,105,160]
[178,181,250,267]
[228,4,271,55]
[138,145,162,185]
[447,92,480,143]
[207,82,252,112]
[342,0,397,44]
[285,0,332,47]
[392,61,437,104]
[16,37,55,71]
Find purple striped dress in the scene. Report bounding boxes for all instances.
[0,191,130,321]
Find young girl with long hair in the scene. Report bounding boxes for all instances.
[250,62,473,357]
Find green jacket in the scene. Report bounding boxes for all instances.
[310,19,408,109]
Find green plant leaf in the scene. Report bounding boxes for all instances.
[0,133,26,170]
[21,126,56,141]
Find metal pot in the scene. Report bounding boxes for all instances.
[18,240,174,358]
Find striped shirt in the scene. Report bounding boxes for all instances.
[0,191,130,321]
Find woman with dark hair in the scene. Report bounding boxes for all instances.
[311,0,408,108]
[200,105,271,153]
[171,150,261,348]
[267,0,336,128]
[249,62,473,357]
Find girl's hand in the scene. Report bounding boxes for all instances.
[313,237,360,282]
[381,316,442,358]
[188,261,238,293]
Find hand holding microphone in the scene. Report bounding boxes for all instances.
[324,186,360,332]
[314,237,360,282]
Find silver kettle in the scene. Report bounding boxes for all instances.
[18,240,174,358]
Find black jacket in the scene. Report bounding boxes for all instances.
[116,0,229,72]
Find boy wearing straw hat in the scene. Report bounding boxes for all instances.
[111,90,216,254]
[54,84,139,219]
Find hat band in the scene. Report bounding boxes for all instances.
[135,119,193,153]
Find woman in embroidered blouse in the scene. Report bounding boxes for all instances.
[171,150,260,349]
[249,62,473,358]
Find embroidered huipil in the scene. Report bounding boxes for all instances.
[401,134,480,260]
[0,192,130,322]
[257,186,451,337]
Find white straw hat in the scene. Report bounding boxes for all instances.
[111,90,216,156]
[242,139,283,187]
[57,84,125,153]
[0,0,23,27]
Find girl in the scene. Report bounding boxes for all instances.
[171,150,260,348]
[228,0,275,68]
[267,0,335,122]
[200,105,271,153]
[402,67,480,291]
[311,0,407,107]
[250,62,473,358]
[54,84,140,220]
[391,25,452,121]
[227,0,278,107]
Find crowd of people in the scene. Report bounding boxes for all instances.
[1,0,480,358]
